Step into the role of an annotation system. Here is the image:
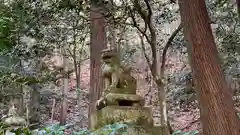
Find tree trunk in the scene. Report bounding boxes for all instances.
[28,84,40,128]
[108,0,118,52]
[89,0,107,128]
[18,60,24,116]
[236,0,240,19]
[18,86,24,116]
[179,0,240,134]
[76,63,83,125]
[73,58,81,94]
[76,63,81,90]
[75,62,81,100]
[60,49,68,125]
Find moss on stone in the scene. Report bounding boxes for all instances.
[91,106,153,129]
[104,86,137,95]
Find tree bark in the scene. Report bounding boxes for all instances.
[236,0,240,19]
[28,84,40,128]
[60,48,68,125]
[89,0,107,128]
[108,0,118,52]
[179,0,240,134]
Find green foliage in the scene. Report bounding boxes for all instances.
[2,123,128,135]
[0,122,8,135]
[0,2,16,51]
[0,71,39,87]
[206,0,240,75]
[10,128,32,135]
[0,122,31,135]
[172,130,199,135]
[90,123,128,135]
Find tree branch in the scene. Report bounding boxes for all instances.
[160,23,183,78]
[133,0,148,33]
[143,0,152,23]
[128,7,151,44]
[138,32,152,68]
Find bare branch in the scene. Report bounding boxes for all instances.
[133,0,148,33]
[143,0,152,23]
[129,7,151,44]
[67,47,74,58]
[160,23,182,78]
[138,32,152,68]
[130,0,156,77]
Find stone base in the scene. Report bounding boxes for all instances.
[90,106,153,129]
[97,93,145,110]
[104,87,136,95]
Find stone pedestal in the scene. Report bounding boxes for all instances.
[90,106,153,129]
[96,93,145,110]
[91,92,159,134]
[91,93,159,135]
[105,87,137,95]
[93,49,157,134]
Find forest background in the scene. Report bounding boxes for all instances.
[0,0,240,135]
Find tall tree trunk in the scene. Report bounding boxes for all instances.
[75,62,81,99]
[28,58,42,127]
[108,0,118,52]
[73,58,80,93]
[89,0,107,128]
[236,0,240,19]
[60,48,68,125]
[179,0,240,134]
[28,84,40,128]
[18,86,24,116]
[76,63,83,125]
[18,60,24,116]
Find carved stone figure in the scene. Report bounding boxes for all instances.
[3,104,26,126]
[101,48,137,95]
[91,50,156,135]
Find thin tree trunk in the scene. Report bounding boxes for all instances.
[179,0,240,134]
[18,86,24,116]
[76,63,83,124]
[51,98,56,123]
[29,85,40,126]
[89,0,107,128]
[60,48,68,125]
[73,58,80,92]
[108,0,117,51]
[76,63,81,100]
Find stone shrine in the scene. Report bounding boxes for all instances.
[90,48,159,135]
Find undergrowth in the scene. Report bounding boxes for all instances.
[0,122,199,135]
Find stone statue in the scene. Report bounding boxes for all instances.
[91,48,157,135]
[96,48,142,110]
[101,48,137,95]
[3,103,26,126]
